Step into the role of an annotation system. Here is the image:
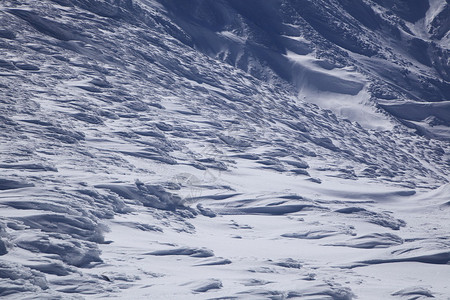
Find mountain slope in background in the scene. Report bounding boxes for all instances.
[0,0,449,299]
[162,0,450,136]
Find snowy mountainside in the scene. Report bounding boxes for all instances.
[163,0,450,137]
[0,0,449,299]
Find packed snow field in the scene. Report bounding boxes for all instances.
[0,0,449,299]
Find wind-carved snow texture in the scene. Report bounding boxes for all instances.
[163,0,450,135]
[0,0,449,299]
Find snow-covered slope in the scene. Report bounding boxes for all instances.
[0,0,449,299]
[162,0,450,137]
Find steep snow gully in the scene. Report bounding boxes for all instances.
[0,0,449,299]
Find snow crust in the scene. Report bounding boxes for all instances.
[0,0,449,299]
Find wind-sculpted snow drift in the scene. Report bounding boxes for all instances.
[0,0,449,299]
